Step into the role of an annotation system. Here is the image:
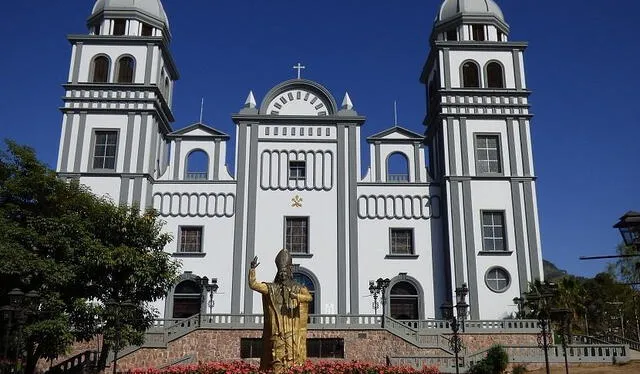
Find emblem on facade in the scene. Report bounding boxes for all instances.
[291,195,303,208]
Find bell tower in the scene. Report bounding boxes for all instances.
[422,0,543,318]
[56,0,179,207]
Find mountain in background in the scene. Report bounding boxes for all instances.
[543,259,589,282]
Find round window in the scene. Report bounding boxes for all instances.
[485,267,511,293]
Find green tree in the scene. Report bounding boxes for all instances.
[0,140,180,374]
[468,345,509,374]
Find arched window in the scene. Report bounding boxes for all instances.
[461,61,480,88]
[185,149,209,180]
[172,280,202,318]
[486,62,505,88]
[389,281,419,320]
[116,56,135,83]
[91,56,110,83]
[386,152,409,183]
[293,272,317,315]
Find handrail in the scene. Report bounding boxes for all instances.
[47,350,99,374]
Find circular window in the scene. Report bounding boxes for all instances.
[485,267,511,293]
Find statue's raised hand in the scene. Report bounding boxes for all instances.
[251,256,260,269]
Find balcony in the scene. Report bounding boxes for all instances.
[387,173,409,183]
[185,172,208,180]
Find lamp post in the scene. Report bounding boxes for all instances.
[1,288,40,374]
[196,276,219,314]
[525,281,558,374]
[551,308,572,374]
[440,283,470,374]
[369,278,390,327]
[513,296,526,319]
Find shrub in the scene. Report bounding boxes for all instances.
[468,345,509,374]
[127,361,441,374]
[511,364,527,374]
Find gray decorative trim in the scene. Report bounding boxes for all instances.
[357,195,435,220]
[512,50,523,91]
[523,181,541,280]
[243,124,260,314]
[137,115,149,173]
[172,139,181,180]
[73,113,87,173]
[259,150,333,191]
[153,180,237,185]
[519,119,532,177]
[366,125,424,141]
[484,266,512,294]
[357,182,435,187]
[505,118,518,175]
[385,254,419,259]
[443,48,451,90]
[348,124,359,314]
[375,142,381,182]
[231,124,248,314]
[449,181,464,287]
[145,176,154,209]
[462,180,479,319]
[119,177,131,206]
[413,143,421,182]
[386,274,426,320]
[164,272,206,319]
[132,176,143,206]
[172,252,206,258]
[122,113,135,173]
[478,251,514,256]
[144,43,154,85]
[152,192,235,217]
[510,182,529,293]
[459,118,469,176]
[71,43,83,84]
[433,40,528,51]
[60,113,75,172]
[336,124,347,314]
[446,118,457,175]
[213,139,221,180]
[258,79,339,115]
[147,119,159,175]
[257,138,338,144]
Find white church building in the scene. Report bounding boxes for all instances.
[56,0,543,320]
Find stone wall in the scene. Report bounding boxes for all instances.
[114,329,538,370]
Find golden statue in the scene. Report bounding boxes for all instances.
[248,249,313,373]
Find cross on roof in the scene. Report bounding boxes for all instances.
[293,63,305,79]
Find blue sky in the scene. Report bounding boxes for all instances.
[1,1,639,278]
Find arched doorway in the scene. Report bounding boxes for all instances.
[172,279,202,318]
[293,271,317,315]
[389,281,419,320]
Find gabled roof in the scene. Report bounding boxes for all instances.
[167,122,230,140]
[366,125,424,143]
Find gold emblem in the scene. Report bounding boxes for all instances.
[291,195,303,208]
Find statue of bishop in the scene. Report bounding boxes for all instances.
[248,249,312,373]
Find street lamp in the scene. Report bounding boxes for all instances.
[369,278,390,327]
[513,296,526,319]
[525,281,558,374]
[551,308,572,374]
[1,288,40,373]
[440,283,470,374]
[196,276,219,314]
[614,211,640,247]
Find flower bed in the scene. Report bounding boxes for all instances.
[128,361,440,374]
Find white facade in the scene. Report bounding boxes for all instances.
[56,0,544,320]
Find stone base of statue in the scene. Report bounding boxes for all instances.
[248,249,312,373]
